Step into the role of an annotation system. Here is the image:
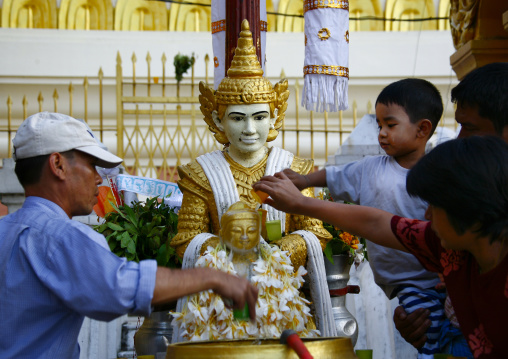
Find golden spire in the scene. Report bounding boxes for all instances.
[226,19,264,78]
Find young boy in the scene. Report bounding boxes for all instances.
[284,78,446,356]
[253,135,508,358]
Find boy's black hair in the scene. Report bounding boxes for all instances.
[15,150,75,188]
[407,136,508,243]
[451,62,508,135]
[376,78,443,137]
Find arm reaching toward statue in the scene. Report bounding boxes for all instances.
[393,306,431,349]
[253,171,407,252]
[153,267,259,321]
[282,168,327,191]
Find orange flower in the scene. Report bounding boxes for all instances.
[339,232,359,249]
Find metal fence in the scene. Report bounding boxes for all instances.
[2,52,458,180]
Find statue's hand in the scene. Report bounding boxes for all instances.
[393,305,431,349]
[200,236,221,255]
[274,233,307,270]
[282,168,309,191]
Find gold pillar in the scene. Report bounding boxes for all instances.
[450,0,508,80]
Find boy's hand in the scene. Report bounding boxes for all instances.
[253,171,306,214]
[282,168,310,191]
[393,306,431,349]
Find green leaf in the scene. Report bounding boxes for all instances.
[123,222,138,236]
[107,222,125,232]
[324,242,334,264]
[108,240,117,252]
[94,222,109,233]
[120,232,131,248]
[126,239,137,255]
[156,244,169,267]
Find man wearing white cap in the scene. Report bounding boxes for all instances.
[0,112,258,358]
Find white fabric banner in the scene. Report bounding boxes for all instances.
[302,1,349,112]
[212,0,226,90]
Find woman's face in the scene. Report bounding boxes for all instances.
[221,103,273,154]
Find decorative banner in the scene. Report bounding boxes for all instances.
[212,0,226,90]
[302,0,349,113]
[116,175,182,198]
[212,0,267,89]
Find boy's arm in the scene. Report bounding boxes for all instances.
[254,172,407,252]
[283,168,327,190]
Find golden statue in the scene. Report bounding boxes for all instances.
[170,19,332,270]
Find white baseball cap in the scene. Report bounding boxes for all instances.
[12,112,123,168]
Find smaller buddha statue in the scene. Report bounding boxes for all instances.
[219,202,260,280]
[171,202,319,342]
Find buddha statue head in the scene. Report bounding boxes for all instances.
[199,19,289,160]
[219,202,260,255]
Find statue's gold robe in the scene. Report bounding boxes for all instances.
[170,149,332,269]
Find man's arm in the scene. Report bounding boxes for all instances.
[253,171,407,252]
[152,267,259,320]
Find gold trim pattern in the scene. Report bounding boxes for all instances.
[211,19,226,34]
[214,56,219,68]
[260,20,267,31]
[304,65,349,79]
[304,0,349,13]
[318,28,331,40]
[344,30,349,43]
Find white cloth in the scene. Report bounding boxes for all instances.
[302,2,349,112]
[294,230,337,337]
[326,155,440,297]
[211,0,226,90]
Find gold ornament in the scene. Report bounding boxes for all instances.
[199,19,289,145]
[318,28,331,41]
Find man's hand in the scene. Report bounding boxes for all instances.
[393,306,431,349]
[213,271,259,321]
[282,168,309,191]
[153,267,259,321]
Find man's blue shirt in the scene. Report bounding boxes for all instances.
[0,197,157,358]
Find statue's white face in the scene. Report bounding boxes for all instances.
[220,103,274,154]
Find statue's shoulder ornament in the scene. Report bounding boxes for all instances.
[177,160,212,195]
[291,156,314,175]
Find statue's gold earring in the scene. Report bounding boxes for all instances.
[269,124,275,130]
